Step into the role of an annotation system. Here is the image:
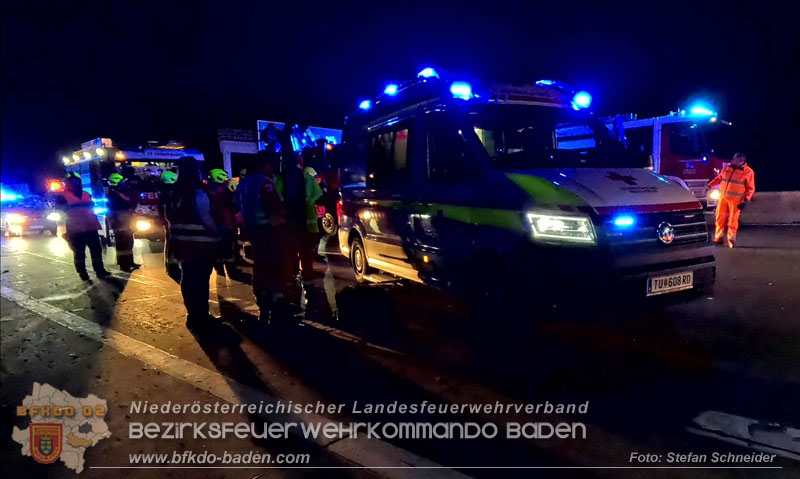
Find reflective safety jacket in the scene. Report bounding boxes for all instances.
[166,189,220,262]
[61,190,101,234]
[709,164,755,203]
[304,170,323,233]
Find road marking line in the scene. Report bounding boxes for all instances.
[39,283,98,302]
[0,285,469,479]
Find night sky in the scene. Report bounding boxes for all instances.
[2,0,798,190]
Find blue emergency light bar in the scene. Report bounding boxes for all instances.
[417,67,439,79]
[572,91,593,110]
[383,83,399,96]
[358,99,372,111]
[449,81,473,100]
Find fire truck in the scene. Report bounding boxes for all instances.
[609,105,734,208]
[60,138,205,245]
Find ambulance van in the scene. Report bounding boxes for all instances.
[337,69,715,300]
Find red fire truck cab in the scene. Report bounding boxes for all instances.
[615,108,734,208]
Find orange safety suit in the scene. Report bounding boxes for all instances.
[708,163,755,246]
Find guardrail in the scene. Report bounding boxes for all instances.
[740,191,800,225]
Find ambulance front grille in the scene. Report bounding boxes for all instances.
[604,210,709,248]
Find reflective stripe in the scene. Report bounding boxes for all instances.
[721,178,746,186]
[171,235,220,242]
[723,191,744,197]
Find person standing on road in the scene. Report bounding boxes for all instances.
[165,157,220,329]
[207,168,240,276]
[57,174,111,281]
[238,151,288,322]
[300,165,324,280]
[107,172,141,272]
[158,170,181,281]
[708,152,755,248]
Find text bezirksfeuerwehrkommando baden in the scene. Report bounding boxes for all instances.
[127,400,590,441]
[129,400,589,416]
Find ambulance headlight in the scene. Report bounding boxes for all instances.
[526,212,596,244]
[708,189,720,201]
[135,219,152,232]
[46,212,61,221]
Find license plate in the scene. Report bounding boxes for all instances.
[28,225,44,229]
[647,271,694,296]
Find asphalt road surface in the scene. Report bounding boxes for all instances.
[1,224,799,478]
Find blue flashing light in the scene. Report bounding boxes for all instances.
[450,81,473,100]
[689,104,715,116]
[93,207,108,215]
[358,99,372,111]
[383,83,399,96]
[1,189,18,202]
[613,215,635,228]
[417,67,439,79]
[571,91,593,110]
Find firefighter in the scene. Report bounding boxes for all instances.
[57,174,111,281]
[164,157,220,328]
[207,168,239,276]
[708,152,755,248]
[107,172,141,272]
[158,170,181,281]
[301,165,324,280]
[238,151,288,322]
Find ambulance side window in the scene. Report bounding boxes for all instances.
[427,116,479,185]
[367,127,411,189]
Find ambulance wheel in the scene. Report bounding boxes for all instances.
[350,237,373,283]
[320,212,337,235]
[50,227,58,236]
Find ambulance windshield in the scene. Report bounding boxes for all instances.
[467,104,645,169]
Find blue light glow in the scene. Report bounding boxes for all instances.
[383,83,399,96]
[450,81,473,100]
[689,104,715,116]
[93,207,108,215]
[572,91,592,110]
[613,215,635,227]
[358,99,372,111]
[1,189,18,202]
[417,67,439,79]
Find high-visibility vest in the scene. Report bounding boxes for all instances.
[62,190,101,234]
[166,190,220,262]
[710,164,755,202]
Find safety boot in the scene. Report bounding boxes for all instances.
[75,263,91,282]
[93,261,112,279]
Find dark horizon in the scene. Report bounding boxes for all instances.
[2,0,798,190]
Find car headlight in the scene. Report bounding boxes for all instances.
[6,213,25,224]
[526,212,596,244]
[708,189,720,201]
[135,219,152,232]
[46,212,61,221]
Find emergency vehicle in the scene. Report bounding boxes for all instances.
[608,107,734,208]
[61,138,204,244]
[337,68,716,301]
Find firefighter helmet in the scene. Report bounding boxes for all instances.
[161,171,178,184]
[209,169,228,184]
[108,173,124,186]
[227,178,239,192]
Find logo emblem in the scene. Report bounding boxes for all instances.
[607,172,638,185]
[31,424,62,464]
[657,222,675,244]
